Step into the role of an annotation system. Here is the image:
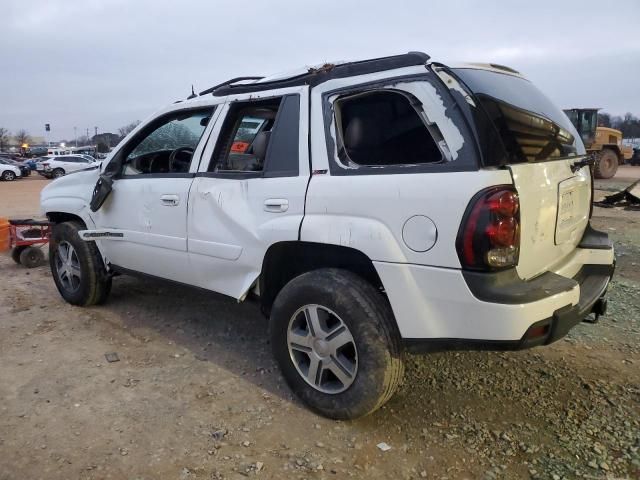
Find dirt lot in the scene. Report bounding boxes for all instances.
[0,170,639,480]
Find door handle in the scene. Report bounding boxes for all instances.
[160,194,180,206]
[264,198,289,212]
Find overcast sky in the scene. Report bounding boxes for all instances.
[1,0,639,142]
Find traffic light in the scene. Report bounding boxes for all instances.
[45,123,50,132]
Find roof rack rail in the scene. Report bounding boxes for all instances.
[199,76,264,96]
[209,51,430,97]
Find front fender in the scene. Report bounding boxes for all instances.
[40,169,100,228]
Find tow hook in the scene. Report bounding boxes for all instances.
[583,297,608,324]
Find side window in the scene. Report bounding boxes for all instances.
[333,90,442,167]
[209,95,300,176]
[122,108,213,176]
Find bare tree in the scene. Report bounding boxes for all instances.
[0,127,9,151]
[118,121,141,139]
[14,129,31,146]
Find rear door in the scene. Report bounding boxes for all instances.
[187,87,309,298]
[453,67,591,279]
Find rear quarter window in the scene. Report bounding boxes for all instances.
[453,68,584,164]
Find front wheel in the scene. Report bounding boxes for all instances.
[2,170,16,181]
[49,221,112,306]
[270,268,404,420]
[594,149,619,179]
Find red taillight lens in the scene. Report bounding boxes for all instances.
[488,190,519,217]
[457,186,520,270]
[486,217,518,247]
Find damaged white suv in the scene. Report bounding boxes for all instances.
[41,52,615,419]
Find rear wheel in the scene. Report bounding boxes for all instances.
[270,268,404,420]
[52,168,65,178]
[19,246,45,268]
[2,170,16,181]
[594,149,619,179]
[49,221,111,306]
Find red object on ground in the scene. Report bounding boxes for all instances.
[6,219,52,249]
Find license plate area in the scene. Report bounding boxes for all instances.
[555,177,589,245]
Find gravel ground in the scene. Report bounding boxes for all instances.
[0,169,638,480]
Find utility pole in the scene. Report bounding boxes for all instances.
[94,126,98,138]
[74,126,77,147]
[86,128,89,144]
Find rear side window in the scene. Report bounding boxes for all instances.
[454,68,583,163]
[209,94,300,176]
[334,90,442,167]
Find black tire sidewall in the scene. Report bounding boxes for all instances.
[53,169,64,178]
[20,247,45,268]
[49,222,99,305]
[11,246,27,264]
[2,171,15,181]
[595,150,618,179]
[270,269,401,419]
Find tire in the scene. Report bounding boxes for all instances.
[52,168,65,178]
[594,149,619,179]
[49,221,112,306]
[2,170,16,181]
[270,268,404,420]
[19,246,45,268]
[11,246,27,264]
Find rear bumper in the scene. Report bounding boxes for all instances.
[405,263,613,352]
[375,225,615,351]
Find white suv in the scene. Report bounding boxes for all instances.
[0,160,22,181]
[40,52,615,419]
[37,154,100,178]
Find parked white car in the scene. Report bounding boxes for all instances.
[0,161,21,181]
[37,154,100,178]
[40,52,615,419]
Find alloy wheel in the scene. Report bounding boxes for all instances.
[287,304,358,394]
[55,241,82,293]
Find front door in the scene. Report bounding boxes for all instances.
[91,106,218,283]
[188,89,309,298]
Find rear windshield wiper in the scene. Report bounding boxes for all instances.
[571,155,594,173]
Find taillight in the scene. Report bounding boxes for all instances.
[456,186,520,270]
[42,163,49,167]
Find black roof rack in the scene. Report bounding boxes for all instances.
[199,76,265,96]
[205,51,430,97]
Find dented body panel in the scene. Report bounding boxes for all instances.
[41,54,615,347]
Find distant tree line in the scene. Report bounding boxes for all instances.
[0,127,31,151]
[92,121,141,153]
[598,112,640,138]
[0,121,142,154]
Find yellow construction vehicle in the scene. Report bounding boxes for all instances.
[564,108,633,179]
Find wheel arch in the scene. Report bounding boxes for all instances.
[46,211,87,227]
[259,241,384,315]
[602,145,622,159]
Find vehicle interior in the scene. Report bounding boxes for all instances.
[210,98,282,172]
[122,110,212,175]
[335,90,442,167]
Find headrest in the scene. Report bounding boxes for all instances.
[252,131,271,160]
[344,117,383,150]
